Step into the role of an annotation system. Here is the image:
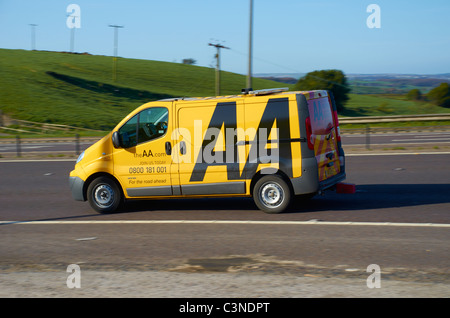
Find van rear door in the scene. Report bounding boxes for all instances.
[305,91,341,182]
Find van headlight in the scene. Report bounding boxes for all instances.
[76,151,85,164]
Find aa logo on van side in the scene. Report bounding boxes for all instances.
[171,98,298,181]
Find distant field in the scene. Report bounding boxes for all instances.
[1,48,449,136]
[343,93,450,117]
[349,78,449,95]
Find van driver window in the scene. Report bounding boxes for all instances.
[118,107,168,148]
[137,107,168,144]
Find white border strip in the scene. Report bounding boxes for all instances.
[1,220,449,227]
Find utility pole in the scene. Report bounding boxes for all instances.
[29,24,37,51]
[70,28,75,52]
[208,42,229,96]
[109,24,124,82]
[66,4,81,53]
[247,0,254,91]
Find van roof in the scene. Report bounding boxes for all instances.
[158,89,329,103]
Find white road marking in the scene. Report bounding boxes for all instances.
[392,138,450,142]
[0,145,52,151]
[342,132,450,138]
[76,237,97,241]
[1,220,449,227]
[345,143,450,147]
[414,134,450,138]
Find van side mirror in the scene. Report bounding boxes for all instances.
[112,131,121,148]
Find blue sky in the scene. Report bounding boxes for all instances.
[1,0,449,75]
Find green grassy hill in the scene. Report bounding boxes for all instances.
[1,48,448,135]
[0,49,287,131]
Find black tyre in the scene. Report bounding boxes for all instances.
[252,175,293,214]
[87,176,122,213]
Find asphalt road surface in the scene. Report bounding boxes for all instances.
[342,131,450,144]
[0,153,449,298]
[1,130,450,156]
[0,139,92,155]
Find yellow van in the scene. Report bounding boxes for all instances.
[69,88,346,213]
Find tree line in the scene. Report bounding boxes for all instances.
[406,83,450,108]
[294,69,450,111]
[294,69,350,112]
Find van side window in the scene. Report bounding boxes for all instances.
[118,107,168,148]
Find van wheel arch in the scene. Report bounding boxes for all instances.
[84,173,124,212]
[250,170,294,214]
[84,172,122,197]
[250,170,293,196]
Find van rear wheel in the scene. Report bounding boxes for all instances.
[87,176,122,213]
[253,175,292,214]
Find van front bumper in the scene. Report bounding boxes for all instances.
[69,176,86,201]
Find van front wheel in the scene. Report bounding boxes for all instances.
[253,175,292,214]
[87,176,122,213]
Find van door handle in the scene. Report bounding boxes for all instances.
[180,141,186,155]
[165,141,172,155]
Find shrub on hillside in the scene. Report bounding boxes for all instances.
[294,69,350,112]
[406,88,422,101]
[427,83,450,108]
